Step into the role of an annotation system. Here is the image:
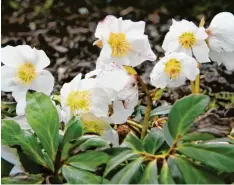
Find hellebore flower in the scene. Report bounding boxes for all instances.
[162,19,210,63]
[150,52,199,88]
[86,62,138,124]
[94,15,156,67]
[60,73,111,121]
[206,12,234,70]
[1,45,54,115]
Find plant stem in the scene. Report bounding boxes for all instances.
[190,81,195,93]
[137,75,152,139]
[126,120,143,130]
[126,120,150,133]
[194,62,200,94]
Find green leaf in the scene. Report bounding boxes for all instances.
[122,132,144,152]
[1,174,44,184]
[174,156,224,184]
[104,150,140,176]
[177,143,234,172]
[143,128,164,154]
[110,157,144,184]
[26,92,59,162]
[150,105,172,117]
[163,123,173,146]
[168,95,210,139]
[140,160,158,184]
[67,151,109,172]
[167,157,185,184]
[159,160,175,184]
[61,117,82,147]
[78,136,109,151]
[182,132,216,141]
[62,165,102,184]
[1,120,48,168]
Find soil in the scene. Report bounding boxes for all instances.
[1,0,234,117]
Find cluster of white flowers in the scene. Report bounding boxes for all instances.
[151,12,234,88]
[1,12,233,145]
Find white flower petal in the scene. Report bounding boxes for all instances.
[16,99,27,116]
[11,115,32,130]
[1,65,18,92]
[102,128,119,147]
[95,63,129,91]
[1,145,24,175]
[195,27,208,40]
[30,70,54,95]
[150,63,168,88]
[210,51,234,71]
[12,86,28,102]
[110,101,133,124]
[123,20,145,37]
[80,78,97,90]
[162,31,181,52]
[129,35,156,63]
[96,40,112,68]
[167,75,186,87]
[192,41,210,63]
[1,46,25,66]
[181,55,200,81]
[15,45,36,64]
[85,69,101,79]
[91,90,110,117]
[208,12,234,53]
[35,49,50,70]
[95,15,119,39]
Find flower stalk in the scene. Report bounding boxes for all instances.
[194,62,201,93]
[137,75,152,139]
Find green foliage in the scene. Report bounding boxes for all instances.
[168,94,210,139]
[1,174,44,184]
[62,165,105,184]
[26,92,59,162]
[140,160,158,184]
[2,119,48,168]
[143,128,164,154]
[177,143,234,172]
[2,93,234,184]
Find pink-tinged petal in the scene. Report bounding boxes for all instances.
[95,15,119,39]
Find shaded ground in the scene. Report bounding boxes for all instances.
[1,0,234,110]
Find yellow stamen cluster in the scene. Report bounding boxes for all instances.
[179,32,196,49]
[108,32,131,57]
[164,58,181,79]
[17,62,37,84]
[81,120,105,135]
[66,90,92,114]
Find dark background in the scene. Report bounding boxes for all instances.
[1,0,234,103]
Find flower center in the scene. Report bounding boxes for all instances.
[66,90,92,114]
[164,58,181,79]
[108,32,131,57]
[81,120,104,135]
[17,62,37,84]
[178,32,196,49]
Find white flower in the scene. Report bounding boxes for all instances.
[81,113,119,147]
[1,45,54,115]
[60,73,111,121]
[162,19,210,63]
[94,15,156,67]
[206,12,234,70]
[86,63,138,124]
[1,145,25,175]
[150,52,199,88]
